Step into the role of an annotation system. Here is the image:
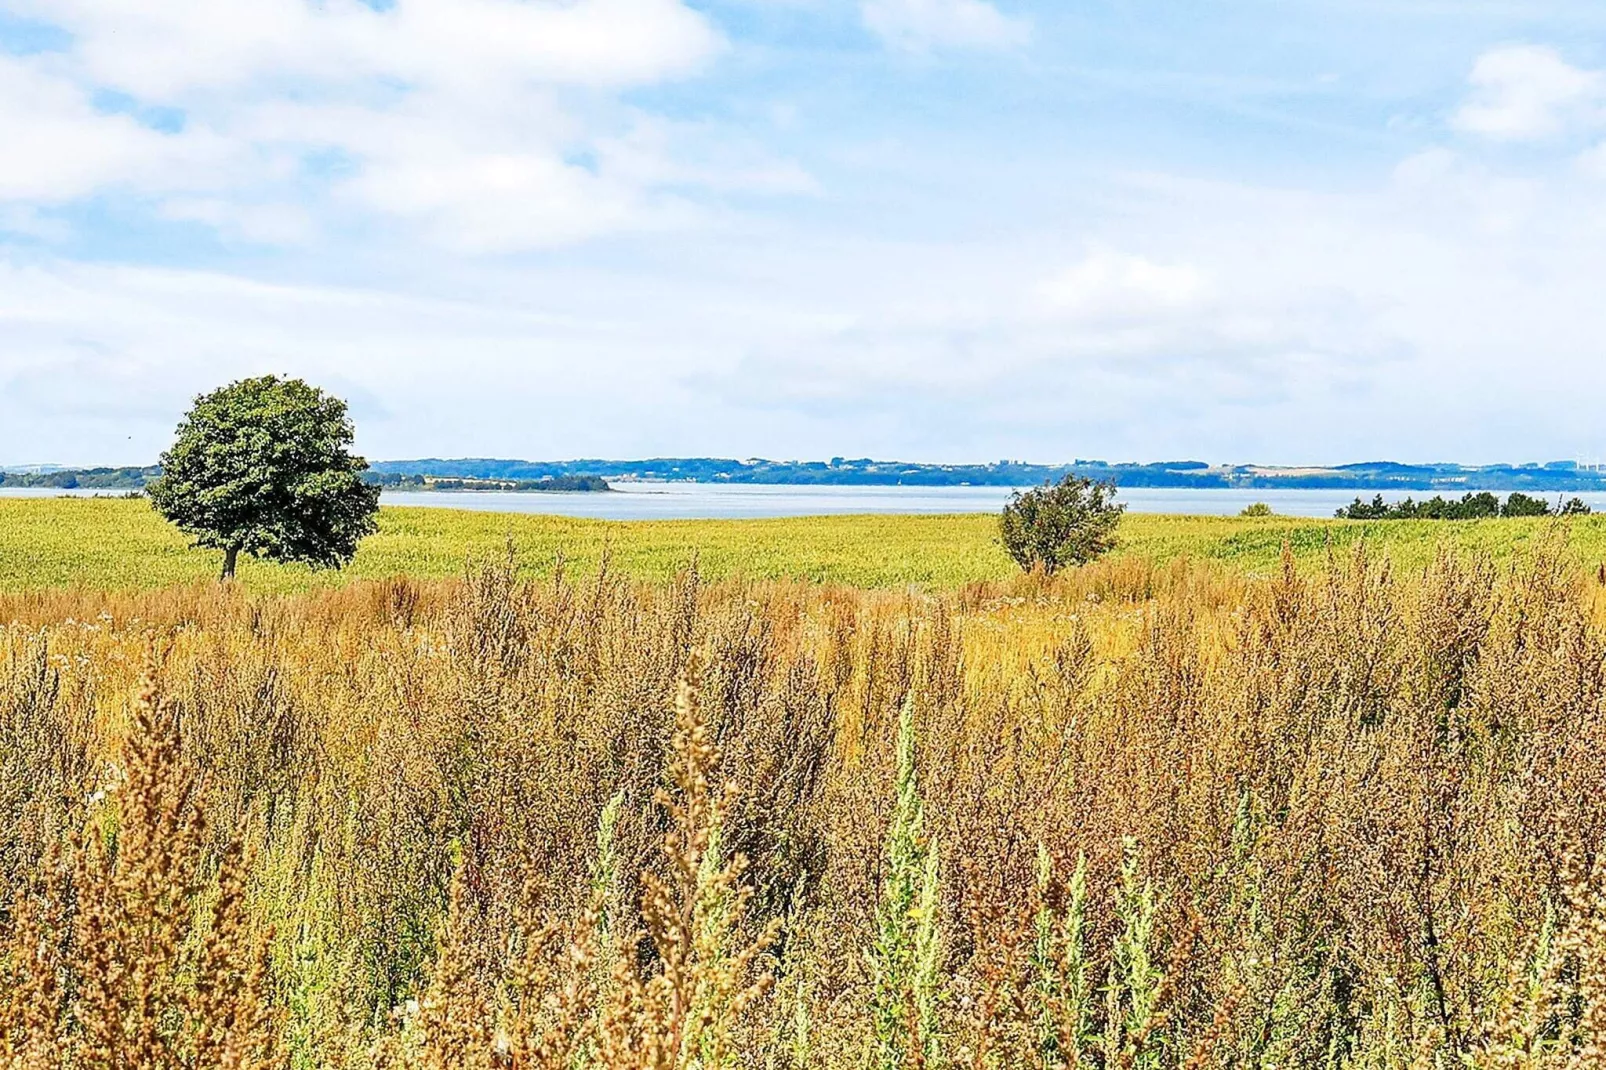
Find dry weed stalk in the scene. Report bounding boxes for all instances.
[0,667,278,1069]
[599,648,783,1070]
[0,545,1604,1067]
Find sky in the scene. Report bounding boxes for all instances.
[3,1,1606,467]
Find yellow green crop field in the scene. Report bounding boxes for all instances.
[3,495,1606,592]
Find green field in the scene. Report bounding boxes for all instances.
[2,496,1604,592]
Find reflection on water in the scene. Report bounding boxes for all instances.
[8,483,1606,521]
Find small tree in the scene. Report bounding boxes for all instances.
[999,475,1124,574]
[148,376,381,579]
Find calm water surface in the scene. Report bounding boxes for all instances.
[10,483,1606,520]
[14,484,1606,520]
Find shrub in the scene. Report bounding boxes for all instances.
[999,476,1124,574]
[1239,502,1274,517]
[1501,492,1551,518]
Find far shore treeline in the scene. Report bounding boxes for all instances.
[0,466,161,490]
[0,466,610,494]
[1336,490,1592,520]
[370,456,1606,492]
[362,472,610,493]
[14,456,1606,493]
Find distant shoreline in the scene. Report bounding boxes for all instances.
[377,486,611,494]
[10,457,1606,494]
[368,457,1606,494]
[370,474,611,494]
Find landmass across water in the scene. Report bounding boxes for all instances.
[362,457,1606,492]
[10,457,1606,493]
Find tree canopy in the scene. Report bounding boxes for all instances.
[1335,491,1591,520]
[999,475,1124,574]
[147,376,380,579]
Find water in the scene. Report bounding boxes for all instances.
[9,483,1606,520]
[372,484,1606,519]
[0,488,147,500]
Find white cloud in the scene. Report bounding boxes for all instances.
[0,0,795,250]
[1579,142,1606,180]
[160,198,319,246]
[677,148,1606,462]
[1391,148,1540,234]
[8,12,1606,468]
[7,133,1606,466]
[862,0,1030,52]
[0,205,68,242]
[0,56,233,201]
[9,0,722,98]
[1453,45,1604,141]
[1037,250,1208,321]
[0,258,667,461]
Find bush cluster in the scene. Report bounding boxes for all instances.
[1337,490,1592,520]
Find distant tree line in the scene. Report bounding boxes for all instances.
[360,472,610,492]
[368,456,1606,491]
[0,464,612,495]
[1336,492,1592,520]
[16,456,1606,493]
[0,466,159,490]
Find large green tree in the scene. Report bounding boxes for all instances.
[147,376,381,579]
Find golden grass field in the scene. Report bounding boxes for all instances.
[3,496,1606,1068]
[5,495,1606,592]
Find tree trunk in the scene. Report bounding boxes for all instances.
[221,545,239,581]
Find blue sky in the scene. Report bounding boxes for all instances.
[3,0,1606,466]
